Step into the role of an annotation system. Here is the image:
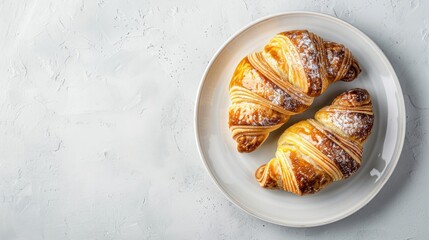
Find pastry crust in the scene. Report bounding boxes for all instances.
[255,89,374,195]
[229,30,361,152]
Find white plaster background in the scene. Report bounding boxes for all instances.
[0,0,427,239]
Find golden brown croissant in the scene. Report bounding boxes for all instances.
[255,89,374,195]
[229,30,361,153]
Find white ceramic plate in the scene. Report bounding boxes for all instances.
[194,12,405,227]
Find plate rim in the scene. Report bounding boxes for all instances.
[194,11,406,227]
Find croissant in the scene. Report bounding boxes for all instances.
[229,30,361,152]
[255,89,374,195]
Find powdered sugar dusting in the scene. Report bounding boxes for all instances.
[286,31,323,95]
[297,34,321,80]
[328,111,374,141]
[326,49,339,76]
[325,42,346,80]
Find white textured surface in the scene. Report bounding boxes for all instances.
[0,0,427,239]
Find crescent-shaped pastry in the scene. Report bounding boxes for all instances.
[255,89,374,195]
[229,30,361,152]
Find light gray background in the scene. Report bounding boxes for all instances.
[0,0,427,239]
